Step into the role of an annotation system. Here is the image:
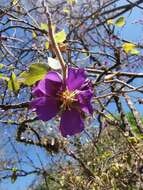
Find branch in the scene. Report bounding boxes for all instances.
[0,102,29,110]
[124,94,143,133]
[86,68,143,78]
[42,1,66,79]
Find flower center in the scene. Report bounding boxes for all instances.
[60,89,77,109]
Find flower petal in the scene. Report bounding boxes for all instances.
[80,103,93,114]
[80,79,93,91]
[46,71,62,82]
[59,108,84,137]
[66,67,86,91]
[32,71,62,97]
[30,97,60,121]
[77,90,93,114]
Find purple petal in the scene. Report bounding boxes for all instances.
[32,71,62,97]
[77,90,93,114]
[45,71,62,82]
[80,103,93,114]
[80,79,93,91]
[59,108,84,137]
[30,97,60,121]
[66,67,86,91]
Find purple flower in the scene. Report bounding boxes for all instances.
[30,67,93,137]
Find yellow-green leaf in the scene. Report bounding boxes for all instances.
[63,8,70,14]
[67,0,76,4]
[32,31,37,39]
[12,0,17,5]
[8,72,20,92]
[55,30,66,43]
[107,19,113,25]
[106,114,115,121]
[40,23,48,31]
[0,64,4,69]
[45,41,49,49]
[115,16,125,27]
[0,74,9,81]
[122,42,136,53]
[130,49,140,55]
[11,168,17,183]
[40,24,55,33]
[19,63,49,86]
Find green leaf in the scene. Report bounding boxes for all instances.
[67,0,77,5]
[40,24,55,32]
[55,30,66,43]
[0,74,9,81]
[19,63,49,86]
[8,72,20,92]
[130,49,140,55]
[11,168,17,183]
[32,31,37,39]
[45,41,49,49]
[115,16,125,27]
[122,42,140,55]
[40,23,48,31]
[107,19,113,25]
[12,0,17,5]
[12,167,17,172]
[0,64,4,69]
[63,8,70,14]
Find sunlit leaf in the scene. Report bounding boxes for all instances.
[11,168,17,183]
[128,137,139,145]
[19,63,49,86]
[12,167,17,172]
[12,0,17,5]
[45,41,49,49]
[122,42,136,53]
[55,30,66,43]
[48,57,65,70]
[136,134,143,140]
[40,23,55,33]
[107,19,113,25]
[115,16,125,27]
[63,8,70,14]
[0,74,9,81]
[102,151,112,159]
[40,23,48,31]
[130,49,140,55]
[8,72,20,92]
[32,31,37,39]
[106,114,115,121]
[67,0,77,4]
[0,64,4,69]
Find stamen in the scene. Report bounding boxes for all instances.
[59,89,79,109]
